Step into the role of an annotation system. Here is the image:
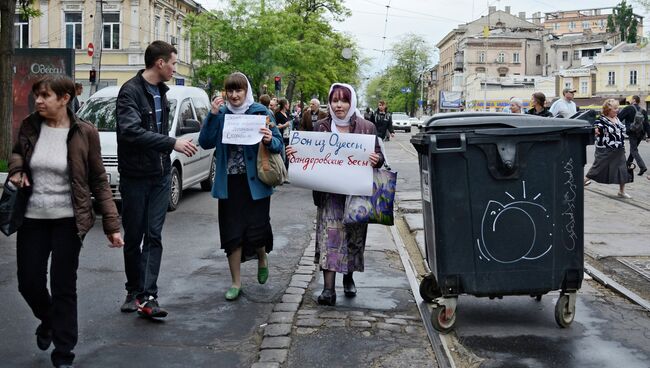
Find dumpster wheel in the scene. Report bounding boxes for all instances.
[432,305,456,333]
[419,274,442,302]
[554,293,576,328]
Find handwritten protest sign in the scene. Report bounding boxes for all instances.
[222,114,265,145]
[288,131,375,196]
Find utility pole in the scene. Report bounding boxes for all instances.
[90,0,103,94]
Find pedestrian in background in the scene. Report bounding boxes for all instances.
[507,97,525,114]
[275,98,292,142]
[69,83,83,112]
[527,92,553,117]
[292,103,303,131]
[116,41,198,318]
[364,107,374,121]
[618,95,649,176]
[269,97,278,112]
[300,98,327,132]
[549,88,577,118]
[198,72,283,301]
[9,74,124,368]
[585,98,631,198]
[286,83,384,306]
[373,100,394,141]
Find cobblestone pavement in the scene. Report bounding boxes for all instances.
[252,226,438,368]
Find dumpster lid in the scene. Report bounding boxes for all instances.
[422,112,591,132]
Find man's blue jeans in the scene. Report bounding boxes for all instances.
[120,174,171,298]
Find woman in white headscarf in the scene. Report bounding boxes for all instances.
[287,83,385,306]
[199,72,283,301]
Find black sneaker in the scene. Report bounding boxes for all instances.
[137,296,168,318]
[35,323,52,351]
[120,293,138,313]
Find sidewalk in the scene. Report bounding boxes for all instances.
[252,224,439,368]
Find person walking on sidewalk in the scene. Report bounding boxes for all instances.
[373,100,394,141]
[287,83,384,306]
[618,95,650,176]
[9,75,124,368]
[585,99,631,198]
[199,72,283,301]
[116,41,198,318]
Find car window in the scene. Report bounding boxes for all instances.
[193,98,209,125]
[168,99,177,127]
[393,113,409,120]
[77,96,177,133]
[77,97,117,131]
[178,98,195,125]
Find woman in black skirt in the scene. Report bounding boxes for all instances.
[585,98,631,198]
[198,72,283,300]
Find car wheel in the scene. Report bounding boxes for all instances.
[168,166,181,212]
[200,156,216,191]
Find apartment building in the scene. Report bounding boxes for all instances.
[14,0,205,100]
[594,42,650,108]
[544,7,643,37]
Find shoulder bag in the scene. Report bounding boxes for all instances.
[257,117,288,187]
[0,178,31,236]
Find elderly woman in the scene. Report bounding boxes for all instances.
[585,98,631,198]
[527,92,553,117]
[287,83,384,306]
[508,97,525,114]
[8,75,123,368]
[198,72,283,301]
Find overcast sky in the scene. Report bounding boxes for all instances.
[197,1,650,82]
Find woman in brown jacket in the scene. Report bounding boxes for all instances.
[8,75,123,368]
[287,83,384,306]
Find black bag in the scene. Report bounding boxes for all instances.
[629,106,645,135]
[627,162,636,183]
[0,179,31,236]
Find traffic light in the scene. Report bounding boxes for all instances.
[274,76,281,92]
[89,69,97,84]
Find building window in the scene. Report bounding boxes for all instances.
[569,21,576,29]
[573,50,580,60]
[478,51,485,63]
[165,19,170,43]
[630,70,637,85]
[536,54,541,66]
[103,12,120,50]
[564,81,572,90]
[497,51,505,63]
[582,21,590,29]
[545,53,548,64]
[581,81,588,94]
[562,51,568,61]
[608,71,616,85]
[599,19,605,28]
[154,16,160,40]
[65,12,82,49]
[513,52,520,63]
[176,25,182,58]
[14,13,29,48]
[553,23,560,31]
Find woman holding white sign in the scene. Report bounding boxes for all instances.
[287,83,384,306]
[198,72,283,301]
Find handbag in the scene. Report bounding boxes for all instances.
[0,178,31,236]
[343,168,397,226]
[257,117,288,187]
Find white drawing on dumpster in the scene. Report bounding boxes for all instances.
[561,159,578,251]
[476,181,553,263]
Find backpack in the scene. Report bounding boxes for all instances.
[629,106,645,135]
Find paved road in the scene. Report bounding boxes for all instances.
[387,128,650,368]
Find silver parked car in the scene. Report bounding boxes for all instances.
[392,112,412,132]
[77,85,215,211]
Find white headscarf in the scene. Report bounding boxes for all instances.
[226,72,255,115]
[328,83,357,129]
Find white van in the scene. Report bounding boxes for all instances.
[77,85,215,211]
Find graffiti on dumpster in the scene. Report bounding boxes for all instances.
[476,180,553,263]
[561,159,578,251]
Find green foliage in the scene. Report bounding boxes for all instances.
[186,0,359,104]
[0,159,7,172]
[364,34,432,115]
[607,1,638,43]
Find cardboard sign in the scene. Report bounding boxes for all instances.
[222,114,265,145]
[288,131,375,195]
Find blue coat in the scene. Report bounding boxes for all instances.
[199,102,283,200]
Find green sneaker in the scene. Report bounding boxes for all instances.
[258,254,269,284]
[225,287,241,301]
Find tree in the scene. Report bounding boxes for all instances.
[607,0,639,43]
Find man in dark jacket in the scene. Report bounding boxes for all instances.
[300,98,327,131]
[618,95,649,176]
[373,100,394,141]
[116,41,197,318]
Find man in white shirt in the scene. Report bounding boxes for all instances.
[549,88,577,118]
